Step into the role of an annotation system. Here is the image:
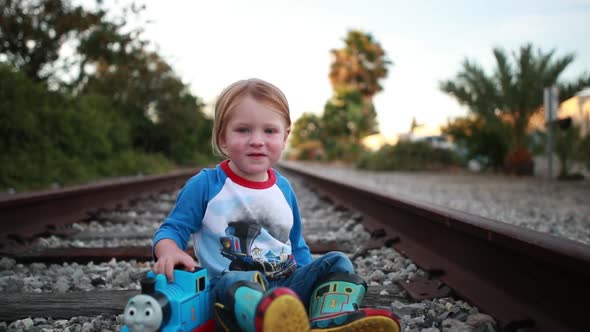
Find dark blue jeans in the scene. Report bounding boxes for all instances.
[211,251,354,309]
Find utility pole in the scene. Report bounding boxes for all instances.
[544,86,558,179]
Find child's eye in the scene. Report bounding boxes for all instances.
[265,128,278,134]
[236,127,250,133]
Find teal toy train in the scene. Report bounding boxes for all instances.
[121,267,401,332]
[121,268,214,332]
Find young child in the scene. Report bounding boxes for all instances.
[152,78,400,332]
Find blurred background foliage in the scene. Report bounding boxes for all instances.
[439,44,590,176]
[357,141,461,171]
[290,34,590,177]
[290,30,390,163]
[1,0,215,191]
[2,0,590,192]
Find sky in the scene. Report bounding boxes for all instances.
[130,0,589,138]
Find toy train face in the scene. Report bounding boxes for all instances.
[121,268,214,332]
[123,294,166,331]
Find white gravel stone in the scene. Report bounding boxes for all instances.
[286,162,590,246]
[13,165,582,330]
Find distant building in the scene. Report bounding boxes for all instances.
[361,133,398,151]
[529,86,590,135]
[559,87,590,136]
[418,135,455,150]
[361,125,454,151]
[399,125,455,150]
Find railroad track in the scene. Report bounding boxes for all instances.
[0,167,366,324]
[0,168,199,243]
[279,161,590,332]
[1,162,588,331]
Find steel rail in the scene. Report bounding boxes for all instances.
[0,168,200,241]
[1,242,343,264]
[278,162,590,332]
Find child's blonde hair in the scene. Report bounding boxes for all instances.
[212,78,291,158]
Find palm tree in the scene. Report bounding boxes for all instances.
[322,30,390,161]
[329,30,391,99]
[440,43,587,173]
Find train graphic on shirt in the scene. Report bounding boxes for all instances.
[121,221,296,331]
[121,268,214,332]
[219,221,296,280]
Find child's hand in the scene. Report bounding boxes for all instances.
[153,239,196,282]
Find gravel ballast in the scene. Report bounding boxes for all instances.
[4,163,588,331]
[286,162,590,246]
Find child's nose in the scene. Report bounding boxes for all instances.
[249,131,264,146]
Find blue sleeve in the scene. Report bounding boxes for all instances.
[289,192,313,267]
[153,171,209,256]
[275,172,313,266]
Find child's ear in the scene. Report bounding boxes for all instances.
[219,137,228,152]
[281,127,291,149]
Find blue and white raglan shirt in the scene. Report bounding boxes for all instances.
[153,160,313,280]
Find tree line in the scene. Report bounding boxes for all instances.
[440,44,590,176]
[1,0,215,191]
[289,31,590,177]
[3,1,589,192]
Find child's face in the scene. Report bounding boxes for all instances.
[221,95,290,181]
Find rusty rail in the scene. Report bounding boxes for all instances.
[278,162,590,332]
[2,241,343,264]
[0,168,200,242]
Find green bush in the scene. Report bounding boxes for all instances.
[1,148,177,192]
[442,116,510,171]
[0,65,182,191]
[357,141,461,171]
[96,151,175,177]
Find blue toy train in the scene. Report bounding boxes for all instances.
[121,268,215,332]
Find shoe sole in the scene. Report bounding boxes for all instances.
[310,315,400,332]
[256,289,310,332]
